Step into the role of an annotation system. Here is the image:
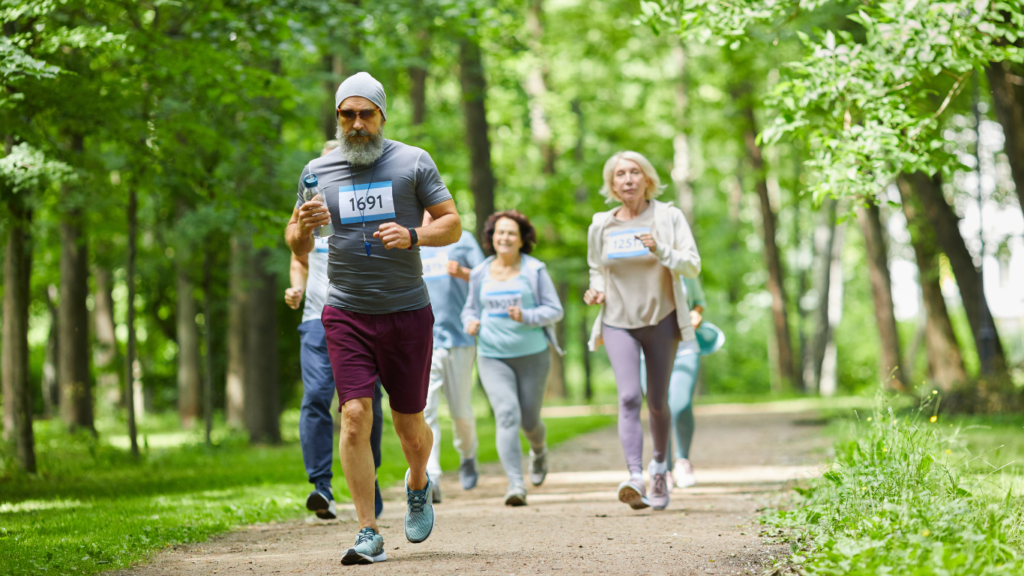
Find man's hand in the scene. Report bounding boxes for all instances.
[690,309,703,329]
[285,287,304,310]
[296,196,331,237]
[583,289,605,305]
[465,320,481,336]
[508,306,523,322]
[374,223,412,249]
[447,260,470,282]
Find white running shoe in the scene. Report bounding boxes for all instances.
[675,458,697,488]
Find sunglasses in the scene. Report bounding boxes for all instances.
[338,108,379,121]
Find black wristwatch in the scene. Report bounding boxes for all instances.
[407,227,419,248]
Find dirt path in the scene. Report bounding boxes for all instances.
[114,408,830,576]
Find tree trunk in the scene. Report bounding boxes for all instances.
[124,187,140,457]
[739,105,796,388]
[459,37,497,241]
[2,192,36,472]
[524,0,556,174]
[59,204,93,433]
[93,267,120,411]
[322,54,343,140]
[409,31,429,127]
[897,174,968,391]
[909,171,1009,376]
[244,247,281,444]
[176,264,201,428]
[42,285,60,417]
[820,222,846,397]
[986,61,1024,218]
[858,203,907,392]
[203,250,215,445]
[671,45,694,223]
[808,199,839,394]
[226,234,250,428]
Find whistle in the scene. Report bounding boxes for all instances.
[364,241,372,257]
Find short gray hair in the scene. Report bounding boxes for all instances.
[599,151,665,204]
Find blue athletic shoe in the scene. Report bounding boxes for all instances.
[341,527,386,565]
[404,469,435,543]
[374,479,383,519]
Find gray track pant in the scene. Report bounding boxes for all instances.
[478,349,551,487]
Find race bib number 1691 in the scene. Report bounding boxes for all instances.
[338,181,396,224]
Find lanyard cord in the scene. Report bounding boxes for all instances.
[347,157,381,250]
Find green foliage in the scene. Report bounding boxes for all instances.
[762,397,1024,575]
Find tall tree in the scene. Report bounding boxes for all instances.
[409,30,430,127]
[671,44,694,222]
[58,134,94,433]
[1,179,36,472]
[225,235,250,428]
[92,267,119,410]
[735,84,796,388]
[897,173,967,391]
[459,35,496,240]
[986,61,1024,218]
[911,171,1009,377]
[176,261,202,428]
[244,247,281,444]
[523,0,556,175]
[807,198,838,393]
[858,203,907,392]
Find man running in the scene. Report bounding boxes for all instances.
[420,211,485,501]
[286,72,461,565]
[284,141,386,522]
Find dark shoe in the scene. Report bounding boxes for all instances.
[459,457,479,490]
[306,489,337,520]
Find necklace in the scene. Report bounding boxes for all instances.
[347,156,381,257]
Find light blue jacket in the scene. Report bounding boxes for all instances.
[461,253,565,356]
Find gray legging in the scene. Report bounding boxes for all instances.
[602,313,681,475]
[478,349,551,487]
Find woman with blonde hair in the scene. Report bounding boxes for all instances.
[584,151,701,510]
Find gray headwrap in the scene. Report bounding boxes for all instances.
[334,72,387,120]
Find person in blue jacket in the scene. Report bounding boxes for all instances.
[462,210,564,506]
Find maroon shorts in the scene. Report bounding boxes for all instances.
[321,304,434,414]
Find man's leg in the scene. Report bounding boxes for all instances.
[298,321,337,517]
[371,380,384,517]
[444,346,478,479]
[339,397,378,531]
[391,410,432,491]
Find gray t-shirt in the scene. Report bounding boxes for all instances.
[301,236,330,323]
[296,139,453,314]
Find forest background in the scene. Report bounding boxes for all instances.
[2,0,1023,473]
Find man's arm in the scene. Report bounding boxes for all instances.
[375,199,462,249]
[285,200,331,257]
[284,253,309,310]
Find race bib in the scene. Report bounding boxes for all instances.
[338,181,396,224]
[314,237,330,254]
[607,227,650,259]
[421,251,449,279]
[483,289,522,318]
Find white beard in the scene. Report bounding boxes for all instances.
[337,126,385,166]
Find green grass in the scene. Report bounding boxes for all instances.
[0,409,615,576]
[762,395,1024,575]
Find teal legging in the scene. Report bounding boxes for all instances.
[641,344,699,469]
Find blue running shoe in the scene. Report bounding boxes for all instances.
[374,479,383,519]
[404,469,435,543]
[341,527,386,565]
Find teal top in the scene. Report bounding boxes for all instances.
[477,270,550,359]
[683,276,706,310]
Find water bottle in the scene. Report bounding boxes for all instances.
[302,173,334,239]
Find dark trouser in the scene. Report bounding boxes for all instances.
[298,319,382,495]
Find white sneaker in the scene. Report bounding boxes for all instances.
[675,458,697,488]
[428,474,442,504]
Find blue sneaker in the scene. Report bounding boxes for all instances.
[341,527,386,565]
[404,469,435,543]
[374,479,383,519]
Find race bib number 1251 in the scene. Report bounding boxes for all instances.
[338,181,396,224]
[607,227,650,259]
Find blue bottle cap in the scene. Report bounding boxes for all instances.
[303,173,319,188]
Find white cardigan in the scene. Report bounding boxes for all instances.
[586,199,701,351]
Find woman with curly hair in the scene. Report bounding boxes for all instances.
[462,210,564,506]
[584,151,701,511]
